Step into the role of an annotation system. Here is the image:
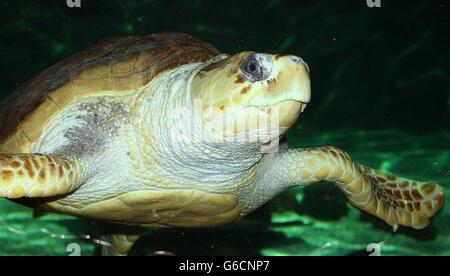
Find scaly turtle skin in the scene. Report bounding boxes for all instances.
[0,32,444,255]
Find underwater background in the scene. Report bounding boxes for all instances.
[0,0,448,256]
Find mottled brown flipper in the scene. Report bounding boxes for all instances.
[358,164,444,229]
[279,146,445,229]
[0,153,85,198]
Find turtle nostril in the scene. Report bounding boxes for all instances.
[289,55,310,73]
[289,55,301,63]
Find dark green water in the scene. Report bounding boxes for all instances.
[0,0,448,255]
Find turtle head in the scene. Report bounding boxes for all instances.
[191,51,310,142]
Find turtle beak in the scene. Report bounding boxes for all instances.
[290,55,310,116]
[250,54,311,108]
[289,55,310,74]
[288,55,311,106]
[254,54,311,128]
[279,55,310,116]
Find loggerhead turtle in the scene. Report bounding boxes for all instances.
[0,32,444,255]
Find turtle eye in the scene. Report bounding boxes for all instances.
[241,54,271,82]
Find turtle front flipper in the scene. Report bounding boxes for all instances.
[0,153,85,198]
[272,146,445,230]
[356,164,444,229]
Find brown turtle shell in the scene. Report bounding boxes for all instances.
[0,32,220,152]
